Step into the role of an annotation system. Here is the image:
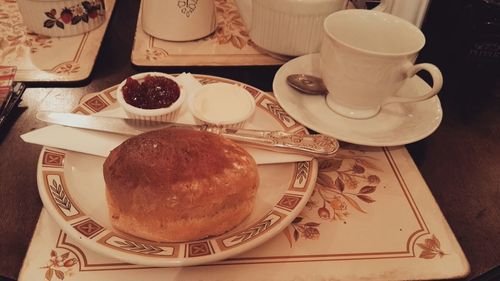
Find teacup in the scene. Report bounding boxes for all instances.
[235,0,392,56]
[142,0,216,41]
[320,9,443,119]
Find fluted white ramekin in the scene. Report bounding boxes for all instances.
[188,82,255,129]
[116,72,186,122]
[17,0,106,37]
[248,0,339,56]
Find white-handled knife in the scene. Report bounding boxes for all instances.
[34,111,339,159]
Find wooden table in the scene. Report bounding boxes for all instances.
[1,1,499,280]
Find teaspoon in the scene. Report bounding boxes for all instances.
[286,74,328,95]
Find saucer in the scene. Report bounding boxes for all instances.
[272,53,443,146]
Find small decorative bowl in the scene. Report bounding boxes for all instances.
[17,0,106,37]
[188,82,255,129]
[116,72,186,122]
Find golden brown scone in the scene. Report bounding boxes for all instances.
[103,127,259,242]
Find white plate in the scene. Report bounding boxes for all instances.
[37,75,318,267]
[273,53,443,146]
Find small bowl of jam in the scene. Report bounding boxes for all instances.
[116,72,185,122]
[188,82,255,129]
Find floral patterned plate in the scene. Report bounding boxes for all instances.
[36,75,318,267]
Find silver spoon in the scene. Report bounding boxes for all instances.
[286,74,328,95]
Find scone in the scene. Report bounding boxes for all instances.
[103,127,259,242]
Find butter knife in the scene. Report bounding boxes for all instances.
[36,111,339,158]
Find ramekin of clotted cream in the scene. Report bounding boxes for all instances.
[189,82,256,129]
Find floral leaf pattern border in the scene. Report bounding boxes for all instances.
[209,0,250,49]
[0,1,54,58]
[41,249,78,281]
[418,234,446,259]
[285,148,383,246]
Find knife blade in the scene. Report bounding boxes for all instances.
[36,111,197,136]
[36,111,340,158]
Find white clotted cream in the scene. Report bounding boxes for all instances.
[189,83,256,128]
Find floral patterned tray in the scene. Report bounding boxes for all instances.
[0,0,115,82]
[131,0,285,66]
[19,126,470,279]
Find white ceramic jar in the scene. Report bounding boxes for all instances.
[17,0,106,37]
[141,0,216,41]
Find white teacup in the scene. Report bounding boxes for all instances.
[142,0,216,41]
[235,0,392,57]
[320,9,443,119]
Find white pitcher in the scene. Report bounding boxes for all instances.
[234,0,392,56]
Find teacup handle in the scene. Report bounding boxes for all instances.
[383,63,443,105]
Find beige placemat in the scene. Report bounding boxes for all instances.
[19,144,469,281]
[131,0,285,66]
[0,0,115,82]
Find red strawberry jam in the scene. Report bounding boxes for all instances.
[122,75,180,109]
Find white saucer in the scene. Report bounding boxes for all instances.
[273,53,443,146]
